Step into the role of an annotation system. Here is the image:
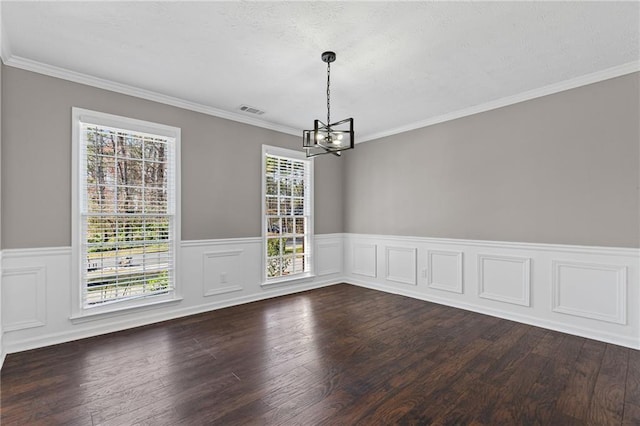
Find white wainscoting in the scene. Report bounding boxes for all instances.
[2,265,47,331]
[0,234,344,355]
[427,250,463,294]
[352,243,377,278]
[344,234,640,349]
[202,249,245,297]
[0,251,4,368]
[478,254,531,307]
[552,260,627,325]
[385,246,417,286]
[316,241,343,276]
[2,232,639,355]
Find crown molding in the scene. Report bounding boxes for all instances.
[358,60,640,143]
[2,50,638,144]
[2,54,301,137]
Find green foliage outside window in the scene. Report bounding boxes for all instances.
[267,238,291,278]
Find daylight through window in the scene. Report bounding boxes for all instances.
[264,148,312,280]
[77,115,178,308]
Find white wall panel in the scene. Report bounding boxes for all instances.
[552,260,627,324]
[385,246,417,285]
[2,265,46,331]
[352,243,377,278]
[427,250,463,293]
[0,252,3,368]
[316,241,342,276]
[202,249,244,297]
[478,254,531,307]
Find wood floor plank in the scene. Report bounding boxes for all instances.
[1,283,635,425]
[351,336,492,424]
[431,379,501,425]
[553,338,606,421]
[588,343,629,425]
[623,347,640,424]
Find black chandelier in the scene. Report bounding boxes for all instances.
[303,51,354,158]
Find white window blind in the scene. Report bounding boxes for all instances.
[264,149,312,280]
[79,121,177,307]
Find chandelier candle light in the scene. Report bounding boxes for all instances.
[303,51,354,157]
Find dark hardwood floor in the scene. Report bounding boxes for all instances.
[1,283,639,425]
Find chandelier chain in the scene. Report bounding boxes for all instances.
[326,61,331,127]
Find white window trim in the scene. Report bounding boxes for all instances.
[261,144,315,286]
[71,107,181,319]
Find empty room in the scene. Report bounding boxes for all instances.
[1,1,639,425]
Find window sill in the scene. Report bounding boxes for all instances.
[70,296,183,324]
[261,273,316,288]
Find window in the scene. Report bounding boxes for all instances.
[262,145,313,283]
[72,108,180,316]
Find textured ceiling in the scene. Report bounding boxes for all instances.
[1,1,639,141]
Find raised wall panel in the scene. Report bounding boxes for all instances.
[202,249,244,297]
[352,243,377,278]
[428,250,463,293]
[316,242,342,276]
[385,246,417,285]
[2,266,46,331]
[478,254,531,307]
[552,260,627,324]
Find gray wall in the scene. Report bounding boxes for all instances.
[344,73,640,248]
[3,65,638,249]
[1,66,343,249]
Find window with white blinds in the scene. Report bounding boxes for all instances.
[73,108,180,313]
[263,146,313,282]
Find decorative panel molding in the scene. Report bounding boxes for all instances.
[2,266,47,332]
[385,246,417,286]
[202,250,244,297]
[2,235,639,353]
[427,250,463,294]
[478,254,531,307]
[1,238,343,355]
[352,243,377,278]
[316,242,342,276]
[552,260,627,324]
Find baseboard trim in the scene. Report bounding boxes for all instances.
[345,277,640,350]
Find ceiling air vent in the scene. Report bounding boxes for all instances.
[238,105,265,115]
